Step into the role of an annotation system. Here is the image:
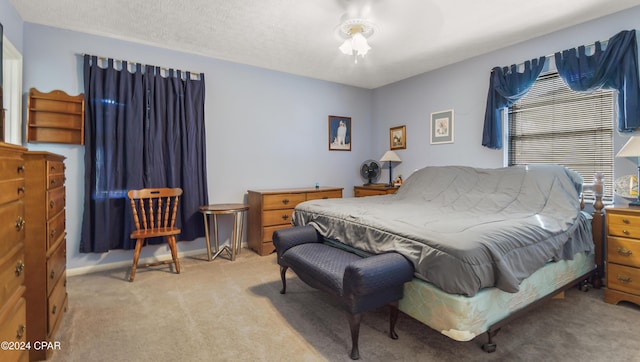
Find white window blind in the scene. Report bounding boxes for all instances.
[508,72,614,200]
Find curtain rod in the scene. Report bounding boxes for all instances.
[80,53,202,76]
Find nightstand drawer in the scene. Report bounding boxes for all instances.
[608,212,640,232]
[607,236,640,268]
[607,263,640,296]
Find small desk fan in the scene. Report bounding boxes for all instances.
[360,159,381,185]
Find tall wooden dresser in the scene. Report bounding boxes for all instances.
[0,143,28,362]
[23,151,67,361]
[247,187,343,256]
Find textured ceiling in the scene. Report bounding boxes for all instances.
[10,0,640,89]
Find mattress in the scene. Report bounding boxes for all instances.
[398,251,595,341]
[293,165,594,296]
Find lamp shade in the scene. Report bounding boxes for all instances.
[380,150,401,162]
[616,136,640,157]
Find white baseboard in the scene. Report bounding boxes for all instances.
[66,247,210,277]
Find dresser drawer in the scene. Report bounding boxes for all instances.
[46,187,66,220]
[47,241,66,297]
[263,209,295,227]
[306,190,342,200]
[47,273,67,336]
[607,236,640,268]
[0,179,25,205]
[0,297,28,362]
[0,201,25,257]
[47,160,65,178]
[263,193,306,210]
[0,157,25,182]
[263,224,291,242]
[47,173,65,190]
[0,245,25,310]
[47,209,66,250]
[607,263,640,296]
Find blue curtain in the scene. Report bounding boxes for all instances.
[80,55,208,252]
[554,29,640,132]
[482,57,546,149]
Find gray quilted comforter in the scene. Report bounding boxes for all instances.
[292,165,593,296]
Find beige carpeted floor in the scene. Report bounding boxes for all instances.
[49,249,640,362]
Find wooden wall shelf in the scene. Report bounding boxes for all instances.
[27,88,85,145]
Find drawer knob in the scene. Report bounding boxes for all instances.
[17,186,25,194]
[16,324,25,339]
[622,229,630,235]
[617,247,633,257]
[17,165,25,173]
[50,229,57,238]
[15,216,25,231]
[616,275,632,283]
[51,179,57,186]
[623,218,630,224]
[282,199,290,205]
[282,214,289,221]
[50,200,55,208]
[50,270,55,279]
[52,305,57,315]
[15,260,24,276]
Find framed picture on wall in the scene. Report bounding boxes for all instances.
[328,115,351,151]
[390,125,406,150]
[430,109,454,144]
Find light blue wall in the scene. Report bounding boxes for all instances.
[5,0,640,273]
[0,0,23,52]
[372,6,640,188]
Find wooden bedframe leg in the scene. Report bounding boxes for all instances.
[279,266,288,294]
[389,302,400,339]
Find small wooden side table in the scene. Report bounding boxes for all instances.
[199,203,249,261]
[354,184,399,197]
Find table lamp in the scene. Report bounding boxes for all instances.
[380,150,401,187]
[616,136,640,206]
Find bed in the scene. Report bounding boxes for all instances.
[291,165,604,350]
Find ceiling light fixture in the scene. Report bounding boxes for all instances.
[338,19,375,64]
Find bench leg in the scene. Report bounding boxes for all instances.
[280,266,288,294]
[389,302,399,339]
[347,312,362,360]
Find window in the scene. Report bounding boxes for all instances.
[508,72,614,201]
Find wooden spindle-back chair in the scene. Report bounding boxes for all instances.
[127,188,183,282]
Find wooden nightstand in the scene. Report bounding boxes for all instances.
[354,184,399,197]
[604,206,640,306]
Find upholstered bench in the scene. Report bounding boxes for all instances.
[273,225,414,360]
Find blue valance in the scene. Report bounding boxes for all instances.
[482,57,546,149]
[554,29,640,132]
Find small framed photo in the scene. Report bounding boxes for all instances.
[328,115,351,151]
[430,109,454,144]
[390,125,406,150]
